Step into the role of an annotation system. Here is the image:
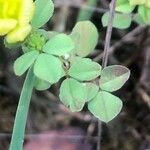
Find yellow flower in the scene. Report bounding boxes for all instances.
[0,0,35,43]
[129,0,150,7]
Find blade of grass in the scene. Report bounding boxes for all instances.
[9,67,35,150]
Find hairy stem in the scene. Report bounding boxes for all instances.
[9,68,35,150]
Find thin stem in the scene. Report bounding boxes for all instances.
[102,0,116,68]
[9,68,35,150]
[97,121,102,150]
[97,0,116,150]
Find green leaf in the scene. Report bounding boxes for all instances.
[133,14,145,25]
[68,58,102,81]
[59,78,86,112]
[138,6,150,25]
[100,65,130,92]
[102,12,132,29]
[88,91,123,123]
[69,32,80,56]
[31,0,54,28]
[14,51,39,76]
[34,53,64,83]
[43,34,75,56]
[71,21,98,57]
[34,77,51,91]
[116,0,135,13]
[84,83,99,102]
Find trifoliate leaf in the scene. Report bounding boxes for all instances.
[59,78,86,112]
[14,50,39,76]
[102,12,132,29]
[83,83,99,102]
[68,58,101,81]
[100,65,130,92]
[133,14,145,25]
[138,6,150,25]
[116,0,135,13]
[31,0,54,28]
[43,34,74,56]
[34,53,63,83]
[70,21,98,57]
[88,91,123,123]
[34,77,51,91]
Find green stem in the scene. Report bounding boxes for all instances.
[9,68,35,150]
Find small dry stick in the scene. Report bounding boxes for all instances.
[97,0,116,150]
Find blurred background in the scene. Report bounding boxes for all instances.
[0,0,150,149]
